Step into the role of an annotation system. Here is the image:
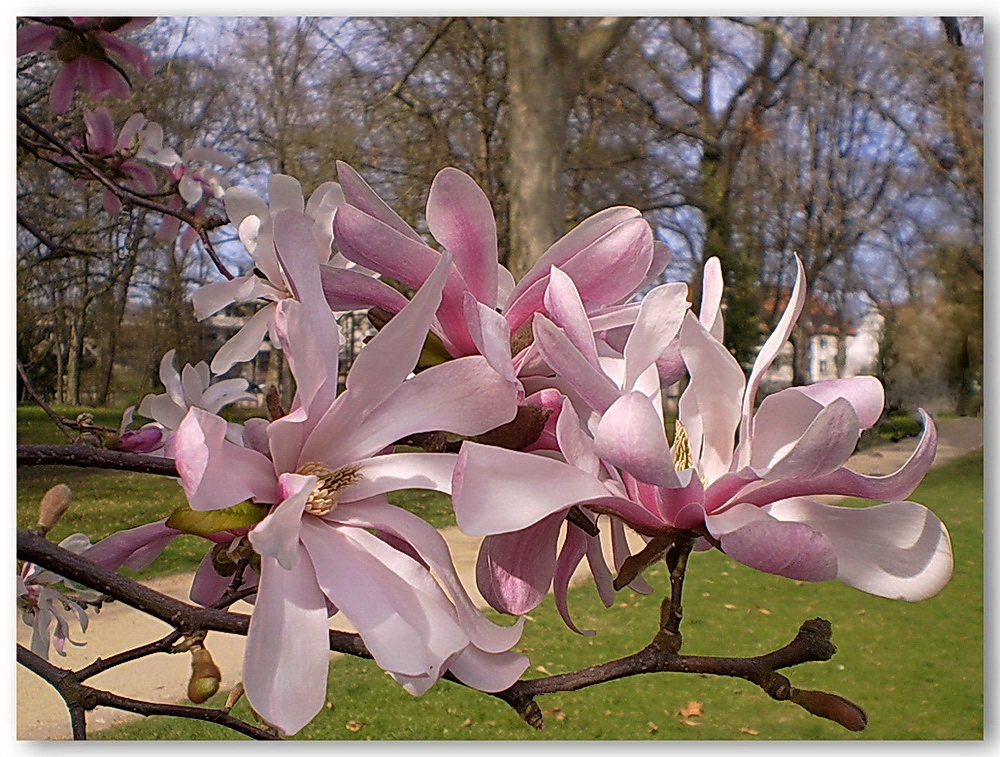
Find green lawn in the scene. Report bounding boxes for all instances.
[86,451,983,741]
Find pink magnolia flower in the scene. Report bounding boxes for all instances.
[190,174,405,374]
[132,124,234,251]
[455,257,952,609]
[457,265,692,629]
[17,17,155,114]
[131,349,255,453]
[18,534,104,659]
[330,163,670,390]
[172,209,525,735]
[81,107,157,215]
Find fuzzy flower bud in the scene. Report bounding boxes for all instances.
[36,484,72,535]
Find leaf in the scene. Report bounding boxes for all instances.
[345,720,367,732]
[166,500,268,535]
[677,701,703,719]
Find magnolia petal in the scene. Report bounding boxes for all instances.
[191,275,274,321]
[319,264,410,314]
[794,376,886,431]
[505,217,653,332]
[190,551,238,607]
[310,355,517,468]
[554,522,599,634]
[268,174,304,215]
[446,645,530,693]
[248,474,312,570]
[737,411,938,507]
[476,515,563,615]
[210,304,274,374]
[336,160,423,242]
[678,313,745,481]
[342,251,448,411]
[243,549,331,737]
[595,392,678,487]
[453,442,612,535]
[766,498,953,601]
[463,295,517,385]
[763,397,861,480]
[338,453,458,502]
[708,504,838,582]
[533,315,620,414]
[699,256,725,341]
[736,257,806,467]
[328,501,525,654]
[301,519,467,679]
[427,167,498,309]
[749,389,826,469]
[83,520,181,572]
[507,206,643,305]
[174,408,279,510]
[224,186,269,229]
[554,397,601,477]
[622,282,689,393]
[544,267,600,368]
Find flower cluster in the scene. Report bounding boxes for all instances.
[78,162,953,736]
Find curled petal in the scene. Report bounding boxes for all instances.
[174,408,279,510]
[476,514,563,615]
[708,504,839,582]
[766,498,953,601]
[737,411,938,507]
[248,474,313,570]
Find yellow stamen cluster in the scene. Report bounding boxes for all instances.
[671,421,708,485]
[671,420,694,472]
[295,462,362,516]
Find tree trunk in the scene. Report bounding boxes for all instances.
[502,17,632,280]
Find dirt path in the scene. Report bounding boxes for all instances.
[15,416,983,740]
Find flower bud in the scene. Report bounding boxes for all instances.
[36,484,72,535]
[187,645,222,704]
[790,688,868,731]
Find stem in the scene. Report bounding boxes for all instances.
[657,533,696,653]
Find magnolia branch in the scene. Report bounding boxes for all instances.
[16,109,233,280]
[16,645,280,741]
[19,528,866,735]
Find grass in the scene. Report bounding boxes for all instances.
[88,450,983,741]
[16,406,456,578]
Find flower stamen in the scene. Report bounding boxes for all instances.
[295,462,362,516]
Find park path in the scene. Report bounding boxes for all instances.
[15,417,984,740]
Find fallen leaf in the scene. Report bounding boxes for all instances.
[724,604,737,610]
[647,722,658,734]
[535,665,553,675]
[758,608,772,616]
[740,727,759,735]
[345,720,367,732]
[678,701,703,719]
[461,718,473,727]
[543,706,567,722]
[681,719,702,727]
